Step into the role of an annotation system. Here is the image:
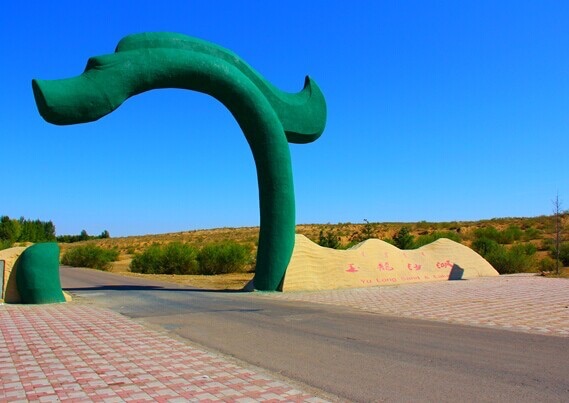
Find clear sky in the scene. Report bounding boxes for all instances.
[1,1,567,237]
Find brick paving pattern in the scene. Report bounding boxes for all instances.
[267,274,569,337]
[2,275,568,401]
[0,304,327,402]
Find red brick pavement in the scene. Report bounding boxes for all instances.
[0,304,327,402]
[267,274,569,337]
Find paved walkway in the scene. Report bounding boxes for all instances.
[2,275,568,401]
[267,274,569,337]
[0,304,326,402]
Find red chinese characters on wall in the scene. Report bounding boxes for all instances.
[377,262,393,271]
[436,260,453,269]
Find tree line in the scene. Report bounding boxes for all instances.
[56,229,110,243]
[0,215,110,249]
[0,215,56,246]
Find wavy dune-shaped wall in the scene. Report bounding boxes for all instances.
[0,247,27,302]
[282,235,499,292]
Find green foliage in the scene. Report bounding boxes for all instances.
[540,238,554,251]
[500,225,523,243]
[473,226,501,242]
[471,238,500,256]
[57,229,110,243]
[414,231,461,248]
[392,227,414,249]
[538,257,557,272]
[477,243,537,274]
[550,242,569,266]
[473,225,522,245]
[0,216,21,243]
[522,227,541,241]
[131,241,253,276]
[0,239,13,250]
[318,228,341,249]
[130,242,198,275]
[347,219,377,247]
[61,244,119,271]
[0,215,55,243]
[197,242,251,275]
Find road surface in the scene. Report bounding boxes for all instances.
[61,266,569,402]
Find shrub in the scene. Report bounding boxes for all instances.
[197,242,251,275]
[522,227,542,241]
[538,257,557,272]
[540,238,554,251]
[61,244,119,271]
[485,244,536,274]
[130,242,198,275]
[474,226,501,242]
[473,225,524,245]
[414,231,461,248]
[347,219,377,246]
[318,228,341,249]
[392,227,414,249]
[0,239,12,250]
[550,242,569,266]
[472,237,500,256]
[500,226,522,243]
[561,243,569,266]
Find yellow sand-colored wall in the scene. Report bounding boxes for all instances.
[282,235,499,292]
[0,247,27,303]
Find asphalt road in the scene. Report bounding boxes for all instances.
[61,266,569,402]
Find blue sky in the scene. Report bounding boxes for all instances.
[1,1,567,237]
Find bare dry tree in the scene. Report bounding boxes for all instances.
[553,193,563,275]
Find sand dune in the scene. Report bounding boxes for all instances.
[0,247,27,302]
[282,235,499,292]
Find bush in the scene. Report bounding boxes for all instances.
[61,244,119,271]
[473,225,523,245]
[484,244,536,274]
[522,227,541,241]
[472,237,500,256]
[318,228,341,249]
[499,225,523,244]
[561,243,569,266]
[347,219,377,247]
[473,226,501,242]
[130,242,198,275]
[540,238,554,251]
[197,242,251,275]
[550,242,569,266]
[413,231,461,248]
[392,227,414,249]
[538,257,557,272]
[0,239,12,250]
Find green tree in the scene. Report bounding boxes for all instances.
[393,227,414,249]
[80,230,89,241]
[0,216,21,244]
[318,228,341,249]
